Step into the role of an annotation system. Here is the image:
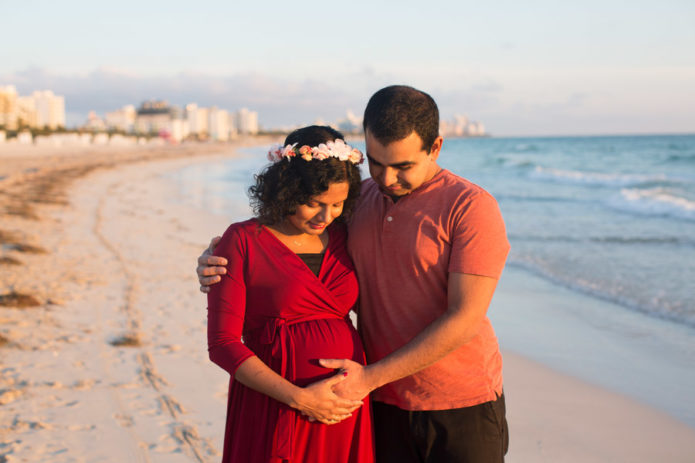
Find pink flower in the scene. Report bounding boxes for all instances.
[349,149,364,164]
[313,143,330,160]
[281,143,298,159]
[268,144,284,162]
[332,140,351,161]
[298,145,312,156]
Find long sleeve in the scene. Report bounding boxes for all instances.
[207,226,255,376]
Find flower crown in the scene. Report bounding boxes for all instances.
[267,139,364,164]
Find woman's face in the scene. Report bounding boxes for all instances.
[286,181,350,235]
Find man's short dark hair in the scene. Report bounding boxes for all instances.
[362,85,439,151]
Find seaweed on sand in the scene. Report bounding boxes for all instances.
[0,292,41,308]
[109,333,142,347]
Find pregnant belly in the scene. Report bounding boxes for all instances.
[288,318,365,387]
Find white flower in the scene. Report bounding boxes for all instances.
[268,144,284,162]
[348,148,364,164]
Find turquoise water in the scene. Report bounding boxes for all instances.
[439,135,695,329]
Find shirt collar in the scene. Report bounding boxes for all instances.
[379,168,448,202]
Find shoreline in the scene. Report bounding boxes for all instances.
[1,146,694,461]
[491,265,695,428]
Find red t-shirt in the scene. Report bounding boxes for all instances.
[347,170,510,410]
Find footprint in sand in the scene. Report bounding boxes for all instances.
[71,379,98,390]
[156,345,182,356]
[0,388,24,405]
[114,413,134,428]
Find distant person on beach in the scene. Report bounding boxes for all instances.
[205,125,374,462]
[199,86,510,462]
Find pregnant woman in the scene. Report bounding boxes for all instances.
[206,125,374,462]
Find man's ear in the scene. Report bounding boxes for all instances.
[429,136,443,160]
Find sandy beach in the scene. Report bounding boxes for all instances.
[1,144,694,462]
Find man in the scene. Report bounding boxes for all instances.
[198,85,510,462]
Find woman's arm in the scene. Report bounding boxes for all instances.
[206,228,360,424]
[234,357,361,424]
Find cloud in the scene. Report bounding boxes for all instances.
[1,67,368,128]
[1,67,518,132]
[7,67,688,136]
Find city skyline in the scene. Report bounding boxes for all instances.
[2,0,693,136]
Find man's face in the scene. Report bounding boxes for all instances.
[365,129,442,198]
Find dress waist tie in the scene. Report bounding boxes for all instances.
[257,313,345,461]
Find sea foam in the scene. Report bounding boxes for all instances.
[610,188,695,221]
[531,166,668,186]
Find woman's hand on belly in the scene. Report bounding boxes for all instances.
[293,372,363,425]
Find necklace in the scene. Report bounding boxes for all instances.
[277,221,307,247]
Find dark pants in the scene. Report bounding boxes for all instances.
[372,394,509,463]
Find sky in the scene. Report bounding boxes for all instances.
[2,0,694,136]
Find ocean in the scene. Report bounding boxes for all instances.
[167,134,695,425]
[174,134,695,329]
[441,134,695,329]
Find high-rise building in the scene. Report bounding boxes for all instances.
[135,100,176,135]
[208,107,231,141]
[105,105,136,132]
[466,121,485,136]
[84,111,106,131]
[17,96,38,127]
[1,86,65,130]
[236,108,259,135]
[185,103,210,138]
[0,85,19,129]
[31,90,66,129]
[440,114,486,137]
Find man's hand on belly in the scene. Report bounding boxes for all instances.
[319,358,376,401]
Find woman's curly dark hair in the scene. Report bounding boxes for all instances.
[249,125,362,225]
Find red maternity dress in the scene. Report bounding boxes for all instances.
[207,219,374,463]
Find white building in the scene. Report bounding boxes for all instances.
[237,107,259,135]
[209,107,231,141]
[170,119,186,143]
[0,85,18,129]
[440,114,486,137]
[185,103,210,139]
[135,100,175,135]
[105,105,136,132]
[16,96,38,127]
[466,121,485,136]
[0,86,66,130]
[31,90,66,129]
[84,111,106,132]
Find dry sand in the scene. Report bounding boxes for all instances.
[1,143,694,462]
